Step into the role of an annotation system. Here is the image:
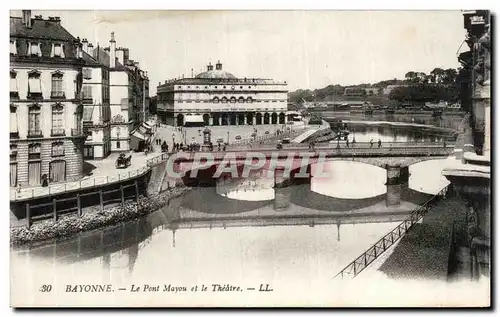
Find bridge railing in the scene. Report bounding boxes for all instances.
[333,185,449,280]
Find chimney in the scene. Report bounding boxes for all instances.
[116,48,124,65]
[82,38,88,54]
[88,43,94,55]
[207,62,213,71]
[109,32,116,68]
[216,60,222,70]
[22,10,32,28]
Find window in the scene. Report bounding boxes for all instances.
[178,86,182,89]
[238,97,245,103]
[51,73,64,98]
[188,86,190,88]
[204,86,208,89]
[83,68,92,80]
[10,144,17,161]
[10,40,16,55]
[10,72,18,96]
[28,143,41,160]
[117,141,121,149]
[223,86,226,89]
[215,86,218,89]
[52,43,65,58]
[10,105,18,137]
[51,142,65,156]
[28,42,41,57]
[82,86,92,99]
[28,105,41,137]
[28,72,42,96]
[213,97,219,103]
[246,97,253,103]
[51,104,64,135]
[230,97,236,103]
[240,86,243,89]
[221,97,228,103]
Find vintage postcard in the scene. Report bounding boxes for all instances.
[9,9,491,307]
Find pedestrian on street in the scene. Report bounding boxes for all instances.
[346,139,349,148]
[370,138,374,148]
[443,140,447,148]
[378,139,382,148]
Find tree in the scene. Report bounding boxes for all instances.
[405,71,417,83]
[430,68,445,84]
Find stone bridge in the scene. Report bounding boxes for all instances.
[164,145,453,184]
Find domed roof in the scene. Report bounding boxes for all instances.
[195,60,236,79]
[195,70,236,79]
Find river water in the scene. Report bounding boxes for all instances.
[10,122,459,306]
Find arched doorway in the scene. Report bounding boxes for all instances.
[213,113,220,126]
[176,113,184,127]
[256,113,262,125]
[279,112,286,124]
[264,113,270,124]
[247,113,253,125]
[203,114,210,126]
[271,112,278,124]
[230,114,237,125]
[238,114,245,125]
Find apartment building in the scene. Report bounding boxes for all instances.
[10,11,86,187]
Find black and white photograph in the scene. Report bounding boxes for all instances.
[8,8,491,307]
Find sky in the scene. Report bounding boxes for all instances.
[11,10,467,94]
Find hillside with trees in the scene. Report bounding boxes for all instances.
[288,67,461,106]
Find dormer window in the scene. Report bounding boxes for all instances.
[10,40,16,55]
[28,42,42,57]
[52,43,65,58]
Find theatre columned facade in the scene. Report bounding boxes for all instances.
[156,61,288,127]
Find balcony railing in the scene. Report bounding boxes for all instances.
[27,129,43,138]
[27,92,43,100]
[51,91,66,99]
[51,128,66,136]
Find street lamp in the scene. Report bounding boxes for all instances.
[227,131,230,144]
[172,133,175,148]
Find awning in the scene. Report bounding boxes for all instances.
[185,115,204,123]
[131,130,147,140]
[139,125,151,136]
[141,122,152,131]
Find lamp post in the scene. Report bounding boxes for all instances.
[172,133,175,148]
[227,131,230,144]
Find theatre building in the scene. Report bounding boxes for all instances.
[156,61,288,127]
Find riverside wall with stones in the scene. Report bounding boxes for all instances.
[10,185,191,247]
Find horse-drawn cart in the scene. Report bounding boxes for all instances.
[115,153,132,169]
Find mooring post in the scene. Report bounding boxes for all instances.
[120,185,125,206]
[99,190,104,212]
[77,194,82,217]
[135,179,139,203]
[53,199,58,222]
[26,203,31,229]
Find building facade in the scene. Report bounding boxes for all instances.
[10,11,86,187]
[74,33,150,157]
[80,40,112,159]
[105,33,150,152]
[156,61,288,127]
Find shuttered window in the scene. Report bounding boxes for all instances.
[10,163,17,187]
[51,73,64,97]
[49,160,66,183]
[28,73,42,93]
[51,142,65,157]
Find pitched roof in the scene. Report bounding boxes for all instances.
[10,16,76,41]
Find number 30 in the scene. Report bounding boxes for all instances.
[40,285,52,292]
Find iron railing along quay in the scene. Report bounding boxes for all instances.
[333,185,450,280]
[10,153,170,201]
